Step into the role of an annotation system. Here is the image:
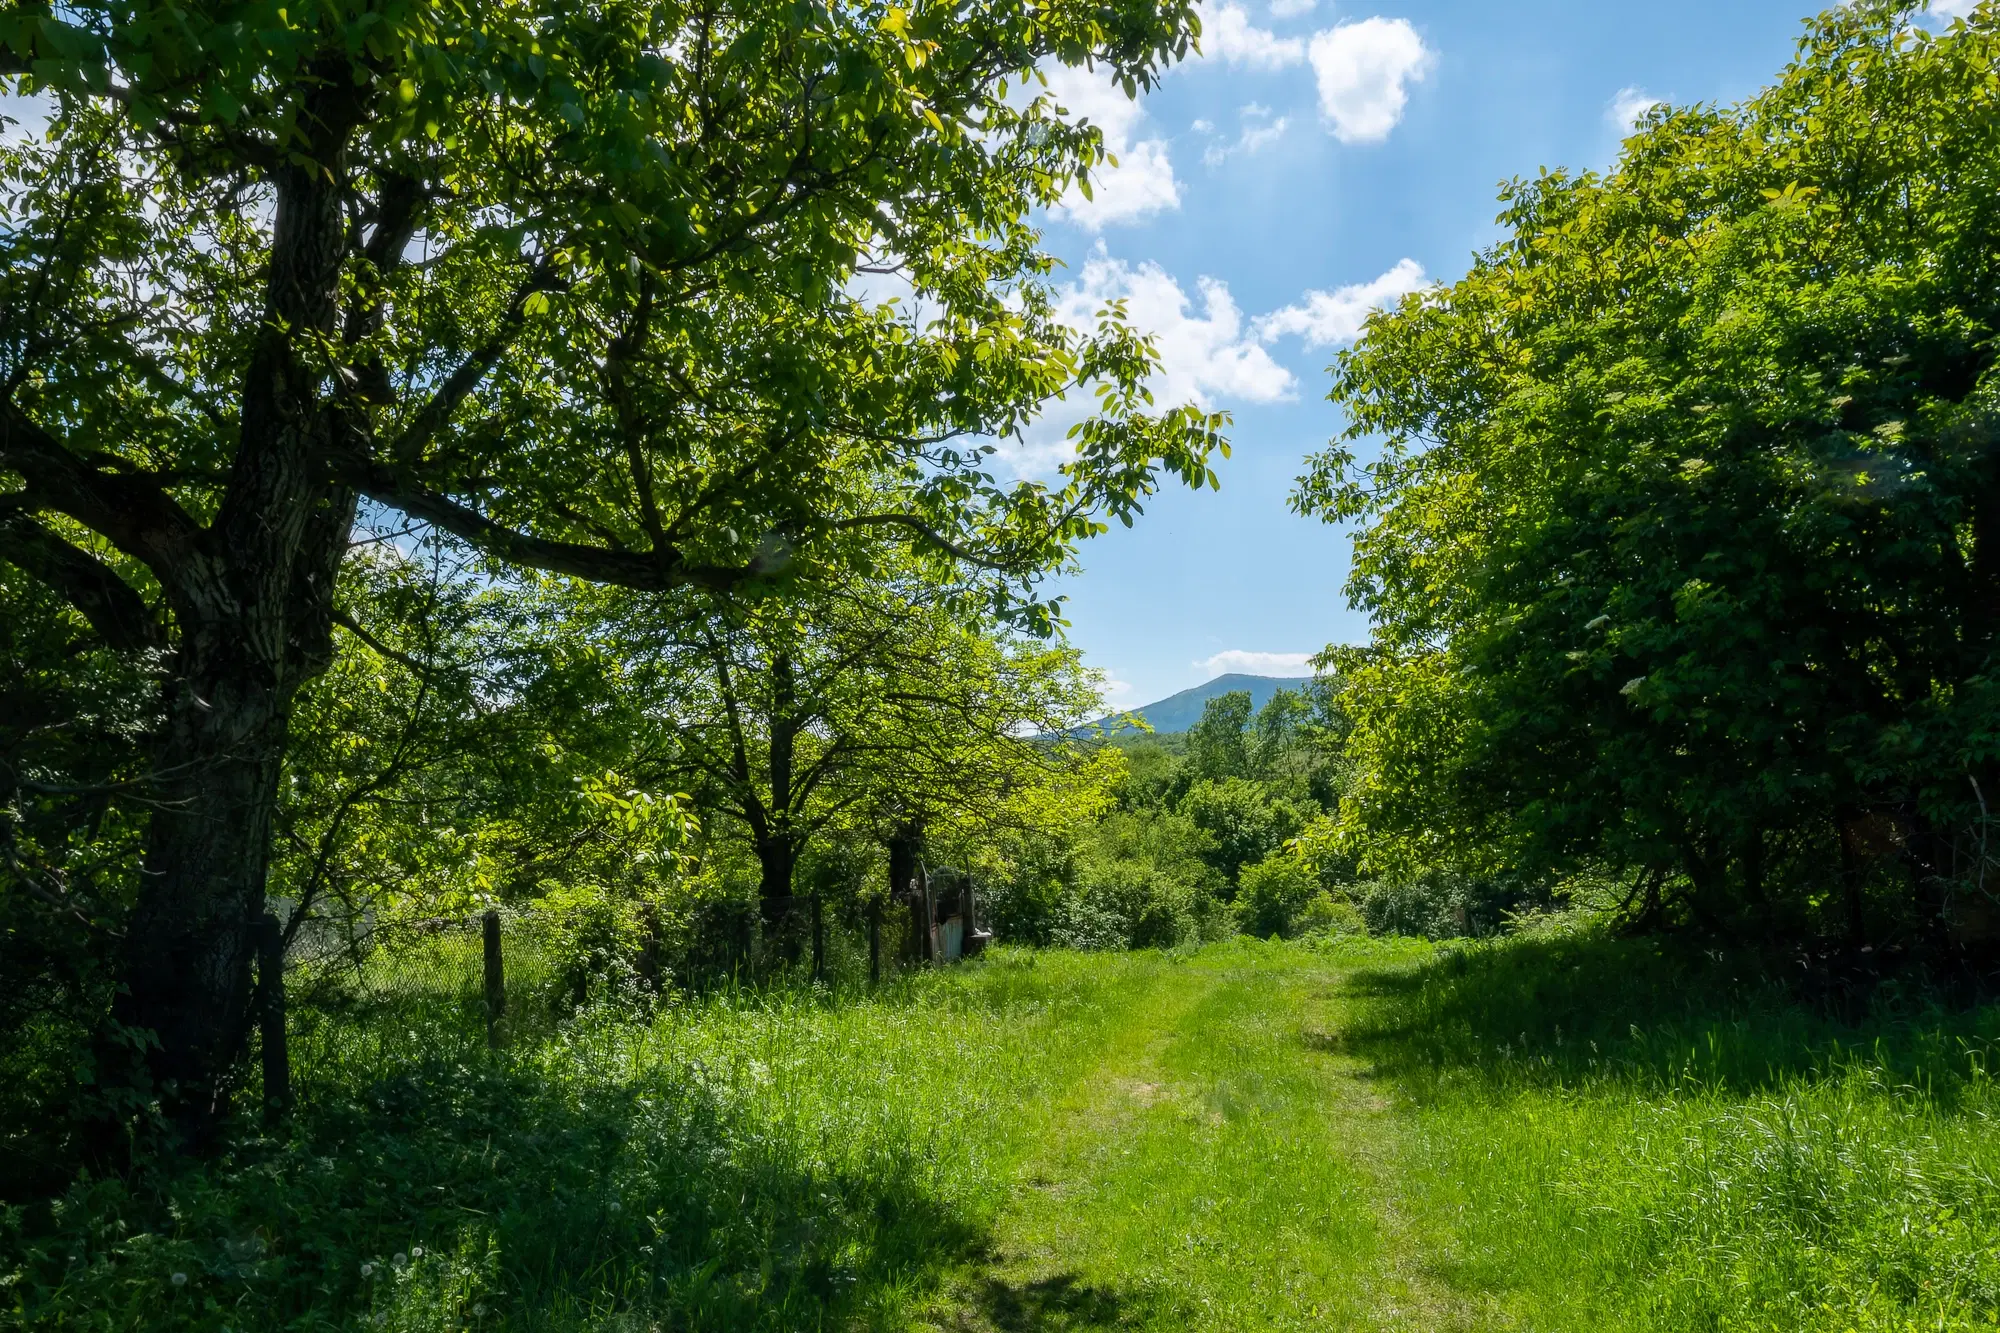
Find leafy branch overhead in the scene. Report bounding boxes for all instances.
[1,0,1223,630]
[0,0,1222,1142]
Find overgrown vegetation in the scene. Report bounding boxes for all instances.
[9,936,2000,1331]
[12,0,2000,1326]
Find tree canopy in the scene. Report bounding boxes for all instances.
[1299,0,2000,939]
[0,0,1224,1142]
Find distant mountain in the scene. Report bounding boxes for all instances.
[1085,673,1314,736]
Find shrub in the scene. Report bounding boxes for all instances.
[1238,853,1322,939]
[533,882,654,1008]
[1298,891,1366,938]
[1179,778,1310,887]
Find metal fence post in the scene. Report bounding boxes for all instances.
[255,912,290,1125]
[483,909,505,1048]
[811,893,825,983]
[869,897,882,985]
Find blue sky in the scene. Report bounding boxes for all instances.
[1028,0,1915,709]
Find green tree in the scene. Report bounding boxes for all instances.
[1298,0,2000,941]
[612,573,1104,922]
[1184,690,1253,783]
[0,0,1223,1136]
[1179,776,1308,888]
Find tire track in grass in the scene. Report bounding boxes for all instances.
[927,941,1483,1331]
[1296,949,1505,1332]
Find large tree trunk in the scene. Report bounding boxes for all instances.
[756,835,802,962]
[107,643,296,1142]
[100,137,355,1149]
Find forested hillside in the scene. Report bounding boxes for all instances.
[1084,672,1311,734]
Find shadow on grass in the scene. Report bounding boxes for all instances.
[6,1030,990,1331]
[956,1271,1169,1331]
[1334,932,2000,1103]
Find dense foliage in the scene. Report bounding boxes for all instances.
[0,0,1225,1140]
[1299,0,2000,947]
[974,685,1378,948]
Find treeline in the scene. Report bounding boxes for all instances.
[1290,0,2000,953]
[1,526,1128,1172]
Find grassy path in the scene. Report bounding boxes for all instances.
[24,936,2000,1331]
[925,941,1476,1332]
[906,935,2000,1333]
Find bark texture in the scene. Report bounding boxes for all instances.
[102,138,356,1145]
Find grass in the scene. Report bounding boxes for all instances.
[8,931,2000,1330]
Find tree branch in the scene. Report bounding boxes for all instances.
[381,260,561,462]
[828,512,1022,572]
[0,506,166,653]
[0,404,205,605]
[330,608,433,678]
[340,455,761,592]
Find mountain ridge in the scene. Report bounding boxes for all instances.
[1088,673,1314,736]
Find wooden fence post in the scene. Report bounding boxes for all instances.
[869,897,882,985]
[811,893,825,983]
[483,909,505,1049]
[255,912,290,1125]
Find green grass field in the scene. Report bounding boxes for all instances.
[11,934,2000,1330]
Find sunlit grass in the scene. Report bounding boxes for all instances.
[10,932,2000,1331]
[1355,931,2000,1330]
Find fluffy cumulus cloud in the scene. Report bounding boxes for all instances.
[1608,86,1663,133]
[1058,249,1297,408]
[1197,650,1316,677]
[1044,64,1181,230]
[992,250,1295,476]
[1268,0,1315,16]
[1255,257,1428,347]
[1199,2,1306,69]
[1308,18,1432,143]
[1931,0,1980,18]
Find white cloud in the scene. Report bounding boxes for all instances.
[1044,64,1181,230]
[1100,675,1137,705]
[1058,249,1297,409]
[1308,18,1432,144]
[995,249,1297,477]
[1269,0,1315,16]
[1931,0,1980,19]
[1255,257,1428,346]
[1608,86,1663,134]
[1200,2,1307,68]
[1202,104,1289,166]
[1197,650,1315,677]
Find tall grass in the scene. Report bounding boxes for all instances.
[12,931,2000,1330]
[1350,930,2000,1330]
[2,950,1159,1332]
